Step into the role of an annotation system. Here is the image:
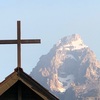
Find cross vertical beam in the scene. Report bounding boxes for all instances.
[17,21,21,68]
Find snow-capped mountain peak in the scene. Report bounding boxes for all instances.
[56,34,88,51]
[30,34,100,99]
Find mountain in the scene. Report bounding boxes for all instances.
[30,34,100,99]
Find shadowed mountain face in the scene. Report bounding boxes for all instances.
[30,34,100,99]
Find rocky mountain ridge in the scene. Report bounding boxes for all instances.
[30,34,100,99]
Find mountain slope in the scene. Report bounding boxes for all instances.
[30,34,100,99]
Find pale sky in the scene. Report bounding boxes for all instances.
[0,0,100,82]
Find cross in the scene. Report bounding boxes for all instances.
[0,21,41,69]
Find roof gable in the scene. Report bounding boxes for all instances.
[0,68,59,100]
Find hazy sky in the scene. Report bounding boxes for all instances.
[0,0,100,82]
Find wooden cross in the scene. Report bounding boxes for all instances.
[0,21,41,68]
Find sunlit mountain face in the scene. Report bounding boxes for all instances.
[30,34,100,99]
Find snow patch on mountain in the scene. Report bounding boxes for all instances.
[56,34,88,51]
[58,74,75,92]
[66,54,77,61]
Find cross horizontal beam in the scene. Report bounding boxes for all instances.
[0,39,41,44]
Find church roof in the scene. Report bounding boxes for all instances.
[0,68,59,100]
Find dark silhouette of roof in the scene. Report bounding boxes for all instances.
[0,68,59,100]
